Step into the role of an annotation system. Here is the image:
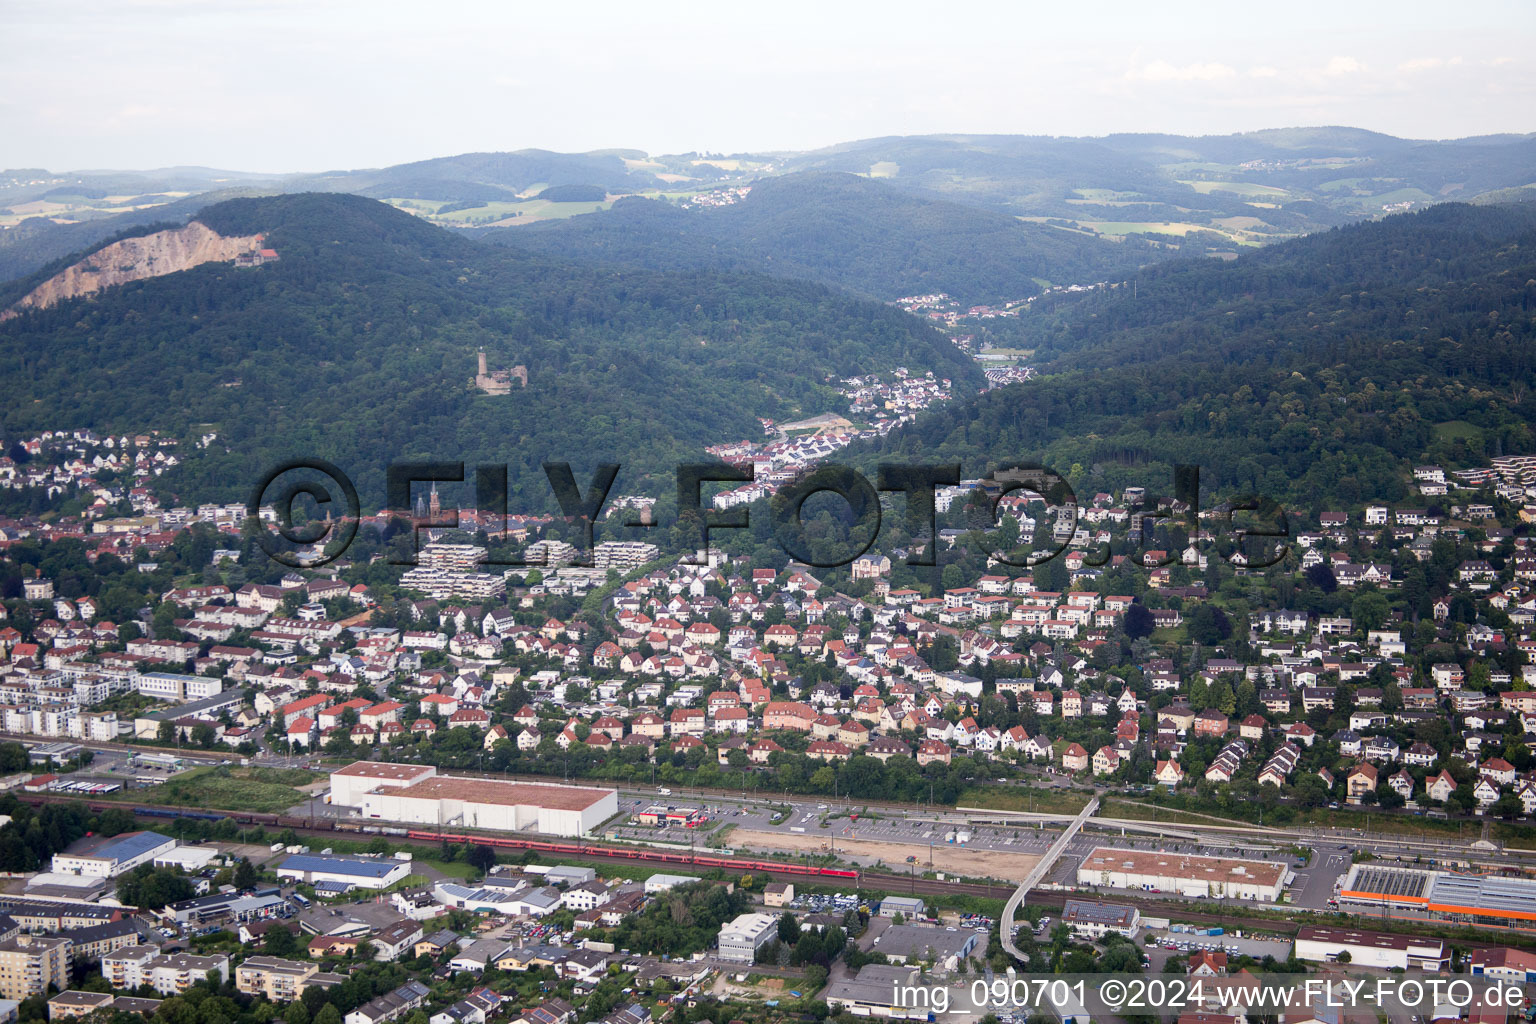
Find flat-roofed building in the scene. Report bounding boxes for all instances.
[1340,864,1536,931]
[1295,926,1447,971]
[1076,847,1286,902]
[163,887,287,927]
[872,924,978,972]
[356,771,617,837]
[328,761,438,807]
[275,854,410,891]
[0,935,71,1000]
[235,956,318,1001]
[717,913,779,963]
[1061,899,1140,938]
[878,896,925,919]
[51,831,176,878]
[825,964,924,1018]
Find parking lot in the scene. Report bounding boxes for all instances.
[1145,928,1293,961]
[789,890,866,915]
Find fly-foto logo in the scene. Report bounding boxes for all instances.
[246,459,1291,570]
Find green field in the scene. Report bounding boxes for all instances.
[1076,220,1217,238]
[386,196,615,227]
[1433,419,1484,442]
[1178,180,1291,198]
[958,786,1092,815]
[1072,188,1146,201]
[122,765,310,815]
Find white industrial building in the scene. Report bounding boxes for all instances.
[1076,847,1287,902]
[1061,900,1140,938]
[276,853,411,891]
[332,762,616,837]
[329,762,439,807]
[718,913,780,963]
[51,831,177,878]
[1295,926,1448,971]
[154,847,220,872]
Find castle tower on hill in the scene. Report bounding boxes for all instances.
[472,349,525,395]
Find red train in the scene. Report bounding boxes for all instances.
[407,829,860,881]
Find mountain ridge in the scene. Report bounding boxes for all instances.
[0,192,982,509]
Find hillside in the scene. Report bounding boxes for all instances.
[780,130,1536,232]
[3,220,264,316]
[849,202,1536,508]
[0,192,981,508]
[5,130,1531,288]
[473,172,1160,304]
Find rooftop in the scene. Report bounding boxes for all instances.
[1061,899,1139,927]
[333,761,437,782]
[279,854,402,879]
[62,830,173,865]
[1080,847,1286,887]
[387,775,611,812]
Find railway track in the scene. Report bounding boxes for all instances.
[20,793,1517,947]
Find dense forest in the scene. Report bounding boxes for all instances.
[477,172,1163,304]
[851,201,1536,508]
[0,193,981,509]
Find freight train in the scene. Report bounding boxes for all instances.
[400,827,861,881]
[22,795,859,882]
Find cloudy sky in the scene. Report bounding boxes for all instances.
[3,0,1532,173]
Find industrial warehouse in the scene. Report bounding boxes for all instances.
[1339,863,1536,930]
[1075,847,1288,902]
[275,853,411,892]
[329,762,618,837]
[1294,925,1449,971]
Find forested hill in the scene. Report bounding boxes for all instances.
[854,202,1536,509]
[0,192,982,508]
[474,172,1160,305]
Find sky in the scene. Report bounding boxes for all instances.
[2,0,1533,173]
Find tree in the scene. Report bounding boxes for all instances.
[778,910,801,945]
[465,844,498,875]
[1350,590,1390,633]
[1492,793,1524,820]
[1336,950,1352,964]
[116,864,194,910]
[1124,603,1155,639]
[1187,605,1231,645]
[265,924,299,956]
[284,998,310,1024]
[233,858,257,889]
